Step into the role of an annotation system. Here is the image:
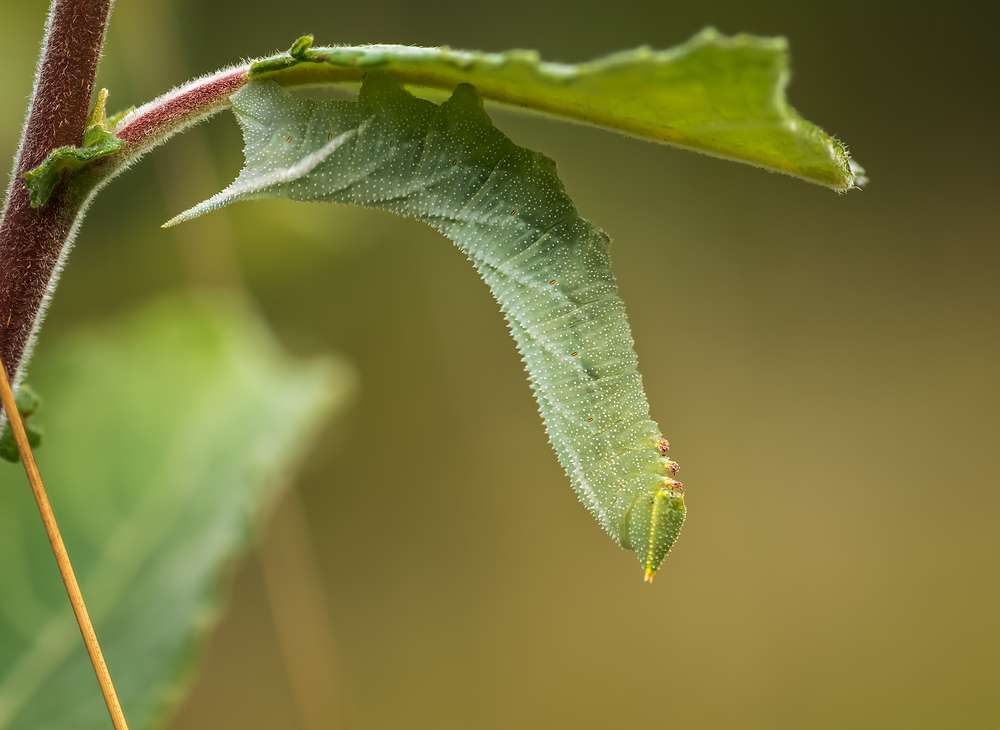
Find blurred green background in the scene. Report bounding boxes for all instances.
[2,0,998,728]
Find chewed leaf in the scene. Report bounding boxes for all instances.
[250,29,864,190]
[168,75,685,579]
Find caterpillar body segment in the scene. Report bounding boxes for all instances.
[169,73,686,577]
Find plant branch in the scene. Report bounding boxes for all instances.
[0,0,114,392]
[113,65,249,166]
[0,3,131,726]
[0,351,130,730]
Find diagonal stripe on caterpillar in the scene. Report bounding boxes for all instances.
[167,73,686,580]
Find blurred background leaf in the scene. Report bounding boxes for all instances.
[0,297,351,729]
[0,0,998,728]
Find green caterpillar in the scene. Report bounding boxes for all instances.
[168,73,685,580]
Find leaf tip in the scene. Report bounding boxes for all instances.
[86,87,110,130]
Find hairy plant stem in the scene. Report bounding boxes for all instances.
[0,3,254,393]
[0,0,114,391]
[0,3,135,728]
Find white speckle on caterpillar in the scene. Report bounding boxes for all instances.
[167,73,685,578]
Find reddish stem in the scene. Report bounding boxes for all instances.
[0,0,250,392]
[0,0,114,388]
[115,67,248,148]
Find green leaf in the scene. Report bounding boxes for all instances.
[0,297,352,729]
[23,89,124,208]
[251,29,863,190]
[166,74,685,580]
[0,385,43,463]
